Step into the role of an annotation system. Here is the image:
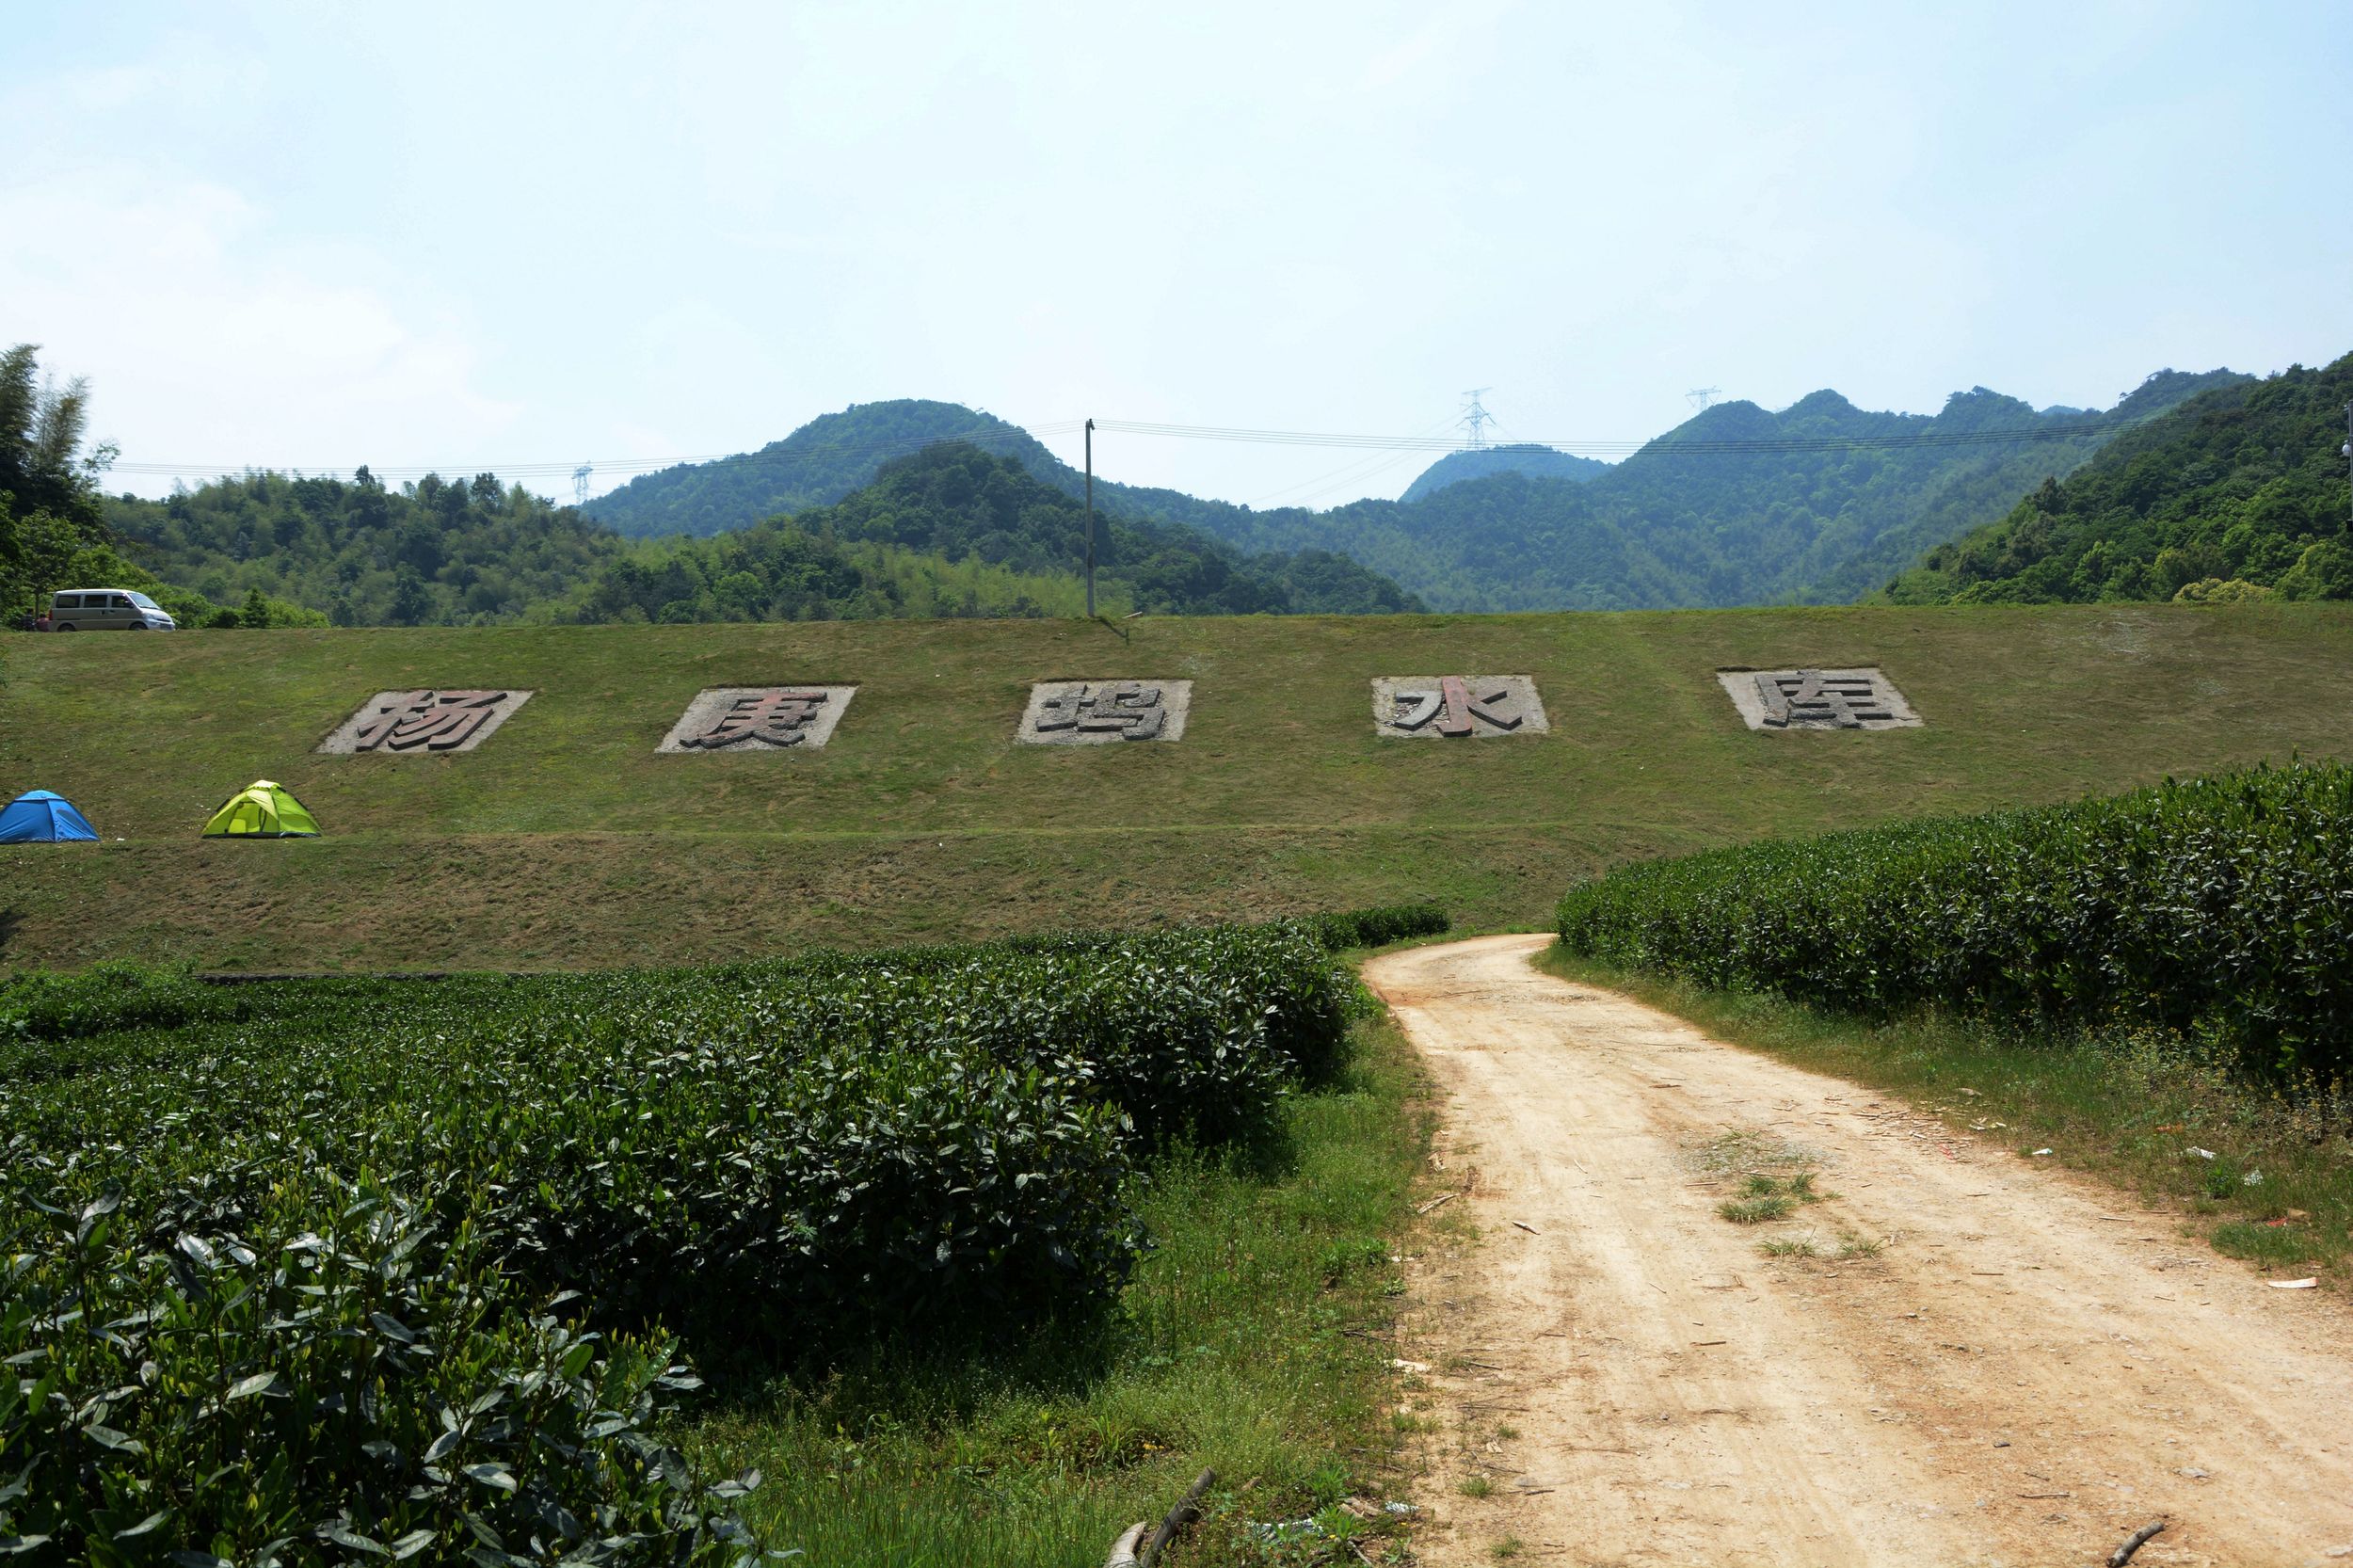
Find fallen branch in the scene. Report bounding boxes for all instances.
[1103,1521,1149,1568]
[2107,1519,2167,1567]
[1416,1190,1461,1214]
[1137,1467,1217,1568]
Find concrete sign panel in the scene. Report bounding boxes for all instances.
[1017,680,1193,744]
[1371,675,1547,739]
[1718,667,1923,730]
[657,686,857,752]
[319,690,535,754]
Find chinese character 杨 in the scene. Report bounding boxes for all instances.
[348,690,513,752]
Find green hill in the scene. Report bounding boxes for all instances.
[586,375,2245,614]
[1882,355,2353,605]
[585,400,1063,538]
[1398,443,1610,502]
[1194,372,2247,610]
[101,445,1422,625]
[4,602,2348,970]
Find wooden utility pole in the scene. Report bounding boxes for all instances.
[1084,418,1096,617]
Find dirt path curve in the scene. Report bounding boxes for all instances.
[1365,936,2353,1568]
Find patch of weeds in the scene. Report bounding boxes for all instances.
[1494,1424,1519,1441]
[1835,1231,1884,1260]
[2211,1220,2316,1268]
[1787,1170,1820,1200]
[1456,1475,1495,1498]
[1491,1537,1525,1560]
[1719,1194,1793,1224]
[1757,1236,1818,1257]
[1743,1174,1780,1196]
[1321,1236,1392,1287]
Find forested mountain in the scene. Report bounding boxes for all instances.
[593,372,2242,612]
[1399,443,1609,502]
[587,397,1271,543]
[100,443,1421,627]
[586,444,1421,622]
[1881,355,2353,605]
[586,400,1063,538]
[1192,371,2246,610]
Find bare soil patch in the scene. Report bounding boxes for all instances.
[1367,935,2353,1567]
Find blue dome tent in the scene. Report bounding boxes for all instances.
[0,790,99,843]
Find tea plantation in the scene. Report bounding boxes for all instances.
[1556,761,2353,1083]
[0,910,1441,1563]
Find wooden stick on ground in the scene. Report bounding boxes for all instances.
[2107,1519,2167,1567]
[1136,1468,1217,1568]
[1102,1521,1149,1568]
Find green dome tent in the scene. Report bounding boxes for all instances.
[201,779,321,839]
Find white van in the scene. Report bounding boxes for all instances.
[50,588,177,631]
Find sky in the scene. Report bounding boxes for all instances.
[7,1,2351,506]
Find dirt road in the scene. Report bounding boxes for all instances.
[1365,936,2353,1568]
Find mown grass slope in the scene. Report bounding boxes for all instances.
[5,602,2351,968]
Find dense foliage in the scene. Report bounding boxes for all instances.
[0,344,137,627]
[100,444,1421,626]
[1882,355,2353,604]
[0,918,1376,1560]
[1302,902,1450,950]
[1555,763,2353,1085]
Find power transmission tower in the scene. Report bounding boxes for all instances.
[571,463,593,507]
[1459,388,1496,449]
[1687,387,1721,411]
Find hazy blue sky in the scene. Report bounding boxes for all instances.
[8,1,2349,504]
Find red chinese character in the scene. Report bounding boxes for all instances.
[682,690,831,748]
[350,690,512,752]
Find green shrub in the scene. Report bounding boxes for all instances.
[0,960,242,1047]
[1303,904,1450,951]
[1556,761,2353,1083]
[0,1172,759,1566]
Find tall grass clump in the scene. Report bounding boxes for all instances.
[1556,761,2353,1084]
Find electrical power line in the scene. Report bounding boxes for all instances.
[101,408,2166,488]
[1087,413,2159,456]
[105,421,1089,483]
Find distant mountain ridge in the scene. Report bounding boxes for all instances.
[585,369,2249,611]
[1400,443,1610,502]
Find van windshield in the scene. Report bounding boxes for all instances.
[126,591,160,610]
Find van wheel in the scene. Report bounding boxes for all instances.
[55,623,75,632]
[126,622,147,631]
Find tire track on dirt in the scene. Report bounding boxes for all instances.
[1368,935,2353,1567]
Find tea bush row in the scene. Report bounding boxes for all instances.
[1555,762,2353,1082]
[0,920,1365,1562]
[1302,903,1450,951]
